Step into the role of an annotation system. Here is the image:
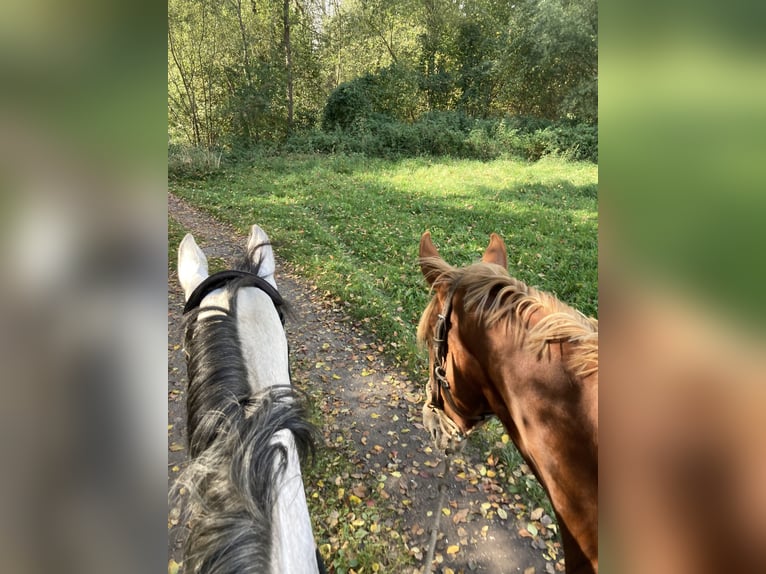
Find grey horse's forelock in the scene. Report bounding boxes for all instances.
[175,254,316,574]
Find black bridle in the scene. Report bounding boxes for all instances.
[428,283,493,428]
[183,270,285,325]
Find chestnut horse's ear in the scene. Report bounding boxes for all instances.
[419,231,443,286]
[482,233,508,269]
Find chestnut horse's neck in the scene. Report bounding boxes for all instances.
[462,309,599,574]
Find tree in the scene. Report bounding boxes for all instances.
[503,0,598,122]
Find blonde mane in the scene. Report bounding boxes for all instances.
[417,257,598,379]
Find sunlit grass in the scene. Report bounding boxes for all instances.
[170,154,597,377]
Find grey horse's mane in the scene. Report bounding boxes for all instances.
[172,244,316,574]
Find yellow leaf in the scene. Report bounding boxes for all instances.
[337,488,345,499]
[444,569,455,574]
[332,374,341,380]
[446,544,460,555]
[169,443,184,452]
[352,519,365,527]
[501,434,510,444]
[390,471,401,478]
[168,559,180,574]
[370,413,380,419]
[349,494,362,505]
[442,507,451,516]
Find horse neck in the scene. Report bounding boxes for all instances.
[235,288,291,393]
[269,429,319,574]
[235,287,319,574]
[473,320,599,567]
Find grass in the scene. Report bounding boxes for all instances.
[169,152,597,570]
[170,153,597,374]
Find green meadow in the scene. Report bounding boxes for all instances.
[170,154,597,374]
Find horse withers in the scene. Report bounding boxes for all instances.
[173,224,324,574]
[417,231,598,574]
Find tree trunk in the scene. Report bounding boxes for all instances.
[283,0,294,134]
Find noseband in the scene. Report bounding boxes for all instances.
[428,283,493,437]
[183,269,285,324]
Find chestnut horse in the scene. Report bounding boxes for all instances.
[417,231,598,574]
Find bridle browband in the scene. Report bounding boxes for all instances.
[183,270,285,324]
[428,281,493,435]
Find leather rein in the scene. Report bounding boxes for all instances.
[428,282,494,437]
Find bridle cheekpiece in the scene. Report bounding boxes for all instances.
[427,283,493,443]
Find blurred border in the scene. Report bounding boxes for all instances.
[601,0,766,572]
[0,1,166,573]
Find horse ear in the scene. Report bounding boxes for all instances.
[178,233,209,301]
[247,224,277,289]
[419,231,444,287]
[482,233,508,269]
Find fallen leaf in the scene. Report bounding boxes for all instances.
[349,494,362,505]
[452,508,470,524]
[446,544,460,555]
[168,560,180,574]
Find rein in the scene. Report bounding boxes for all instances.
[183,269,285,324]
[428,283,493,436]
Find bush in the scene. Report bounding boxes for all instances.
[321,79,374,131]
[285,114,597,163]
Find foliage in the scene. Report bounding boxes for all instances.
[287,113,596,163]
[169,0,598,150]
[503,0,598,122]
[321,76,375,131]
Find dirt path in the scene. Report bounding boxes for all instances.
[168,193,560,574]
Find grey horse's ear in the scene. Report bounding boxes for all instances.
[178,233,209,301]
[247,224,277,289]
[481,233,508,269]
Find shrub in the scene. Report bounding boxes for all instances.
[285,114,597,163]
[322,78,374,131]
